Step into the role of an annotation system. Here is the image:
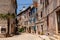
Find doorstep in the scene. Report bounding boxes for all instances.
[48,35,59,40]
[0,34,6,38]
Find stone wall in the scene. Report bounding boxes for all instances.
[0,0,16,14]
[0,0,17,37]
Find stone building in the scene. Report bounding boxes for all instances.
[0,0,17,37]
[17,7,31,33]
[28,6,37,34]
[36,0,60,40]
[17,5,37,34]
[18,0,60,39]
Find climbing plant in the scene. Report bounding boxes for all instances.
[0,13,16,20]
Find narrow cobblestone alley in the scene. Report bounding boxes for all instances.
[0,33,42,40]
[0,33,59,40]
[0,0,60,40]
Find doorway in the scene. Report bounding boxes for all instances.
[11,24,14,34]
[29,27,31,33]
[56,10,60,33]
[41,25,43,34]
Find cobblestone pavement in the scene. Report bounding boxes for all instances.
[0,33,42,40]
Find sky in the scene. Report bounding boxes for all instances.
[17,0,33,14]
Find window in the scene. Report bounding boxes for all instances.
[1,28,6,33]
[33,7,35,13]
[41,25,43,34]
[31,10,32,15]
[40,0,44,4]
[36,13,38,20]
[41,11,43,17]
[29,12,31,16]
[33,18,36,23]
[35,8,37,13]
[34,26,36,31]
[45,0,49,7]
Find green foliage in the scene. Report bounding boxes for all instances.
[0,13,16,20]
[11,14,16,18]
[18,28,24,32]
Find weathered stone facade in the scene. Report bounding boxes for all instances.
[17,7,31,33]
[36,0,60,40]
[0,0,17,37]
[17,6,37,34]
[0,0,17,13]
[18,0,60,39]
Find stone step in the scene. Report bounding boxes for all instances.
[47,34,60,40]
[0,34,6,38]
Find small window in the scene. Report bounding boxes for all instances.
[36,13,38,20]
[35,8,37,13]
[45,0,49,7]
[33,8,35,13]
[33,18,36,22]
[41,25,43,33]
[1,28,6,33]
[40,0,43,4]
[41,11,43,17]
[29,12,31,16]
